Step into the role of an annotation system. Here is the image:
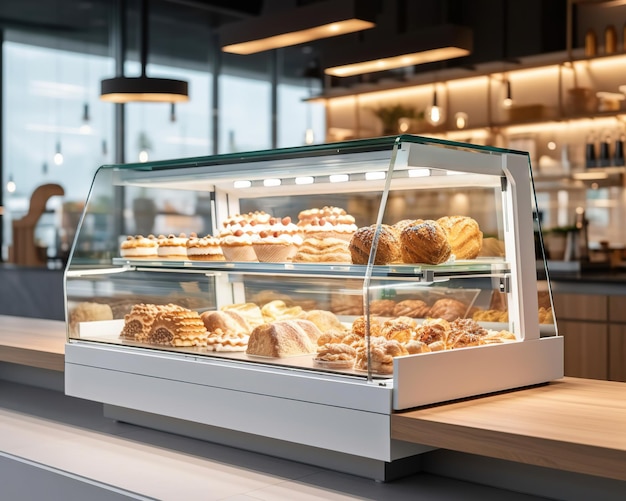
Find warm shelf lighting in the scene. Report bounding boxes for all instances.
[324,25,472,77]
[220,0,376,55]
[425,87,445,126]
[502,79,513,108]
[100,0,189,103]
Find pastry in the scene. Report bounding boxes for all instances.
[314,343,356,367]
[157,233,188,259]
[539,306,554,324]
[292,237,351,263]
[205,329,249,351]
[297,206,357,241]
[186,233,225,261]
[219,229,258,262]
[354,337,408,374]
[120,303,161,341]
[349,224,401,265]
[252,229,302,262]
[446,318,488,349]
[120,234,158,259]
[415,319,449,346]
[394,219,421,234]
[317,329,349,346]
[437,216,483,260]
[393,299,431,318]
[405,340,431,354]
[400,220,452,265]
[473,309,509,322]
[428,298,468,321]
[200,310,249,335]
[69,302,113,337]
[351,315,382,338]
[478,237,506,257]
[381,318,415,343]
[221,303,265,329]
[261,300,304,322]
[304,310,346,333]
[369,299,396,316]
[147,306,208,347]
[246,319,322,357]
[330,293,363,316]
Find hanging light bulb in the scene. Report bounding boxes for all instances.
[425,87,445,126]
[6,173,16,193]
[454,112,469,129]
[503,78,513,108]
[139,149,149,163]
[54,141,64,166]
[80,103,92,134]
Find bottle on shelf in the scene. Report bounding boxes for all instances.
[599,132,611,167]
[614,132,625,167]
[585,29,597,56]
[585,132,598,168]
[605,25,617,54]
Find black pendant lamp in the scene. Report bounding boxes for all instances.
[100,0,189,103]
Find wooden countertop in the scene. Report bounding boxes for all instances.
[0,315,66,371]
[392,377,626,482]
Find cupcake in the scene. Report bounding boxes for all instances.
[253,230,302,262]
[220,230,258,262]
[186,233,225,261]
[297,206,357,242]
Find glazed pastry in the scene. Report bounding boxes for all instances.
[392,299,431,318]
[400,220,452,265]
[351,315,382,338]
[437,216,483,260]
[317,329,349,346]
[381,318,415,344]
[428,298,468,322]
[314,343,356,365]
[415,320,449,346]
[349,224,401,265]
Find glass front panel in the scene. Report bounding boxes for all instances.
[65,135,555,380]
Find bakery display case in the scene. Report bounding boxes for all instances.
[64,135,563,479]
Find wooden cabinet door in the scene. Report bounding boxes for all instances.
[552,293,607,322]
[559,320,608,380]
[609,325,626,382]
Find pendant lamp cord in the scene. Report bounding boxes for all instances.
[140,0,148,77]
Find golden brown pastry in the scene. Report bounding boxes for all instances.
[304,310,346,333]
[120,303,164,341]
[446,318,488,349]
[437,216,483,260]
[381,318,415,344]
[349,224,401,265]
[392,299,431,318]
[472,309,509,322]
[221,303,265,329]
[317,329,348,346]
[205,329,249,351]
[351,315,382,338]
[369,299,396,316]
[394,219,421,234]
[354,337,408,374]
[428,298,468,321]
[330,293,363,316]
[292,237,351,263]
[246,319,321,357]
[147,307,208,347]
[261,300,304,322]
[201,310,249,335]
[404,340,431,354]
[415,320,449,346]
[400,220,452,265]
[314,343,356,365]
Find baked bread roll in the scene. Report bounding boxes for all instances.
[400,220,452,265]
[349,224,401,265]
[221,303,265,329]
[428,298,468,321]
[369,299,396,316]
[201,310,249,335]
[261,300,304,322]
[246,319,322,357]
[351,315,382,338]
[392,299,430,318]
[437,216,483,260]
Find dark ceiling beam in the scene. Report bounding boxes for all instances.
[161,0,262,18]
